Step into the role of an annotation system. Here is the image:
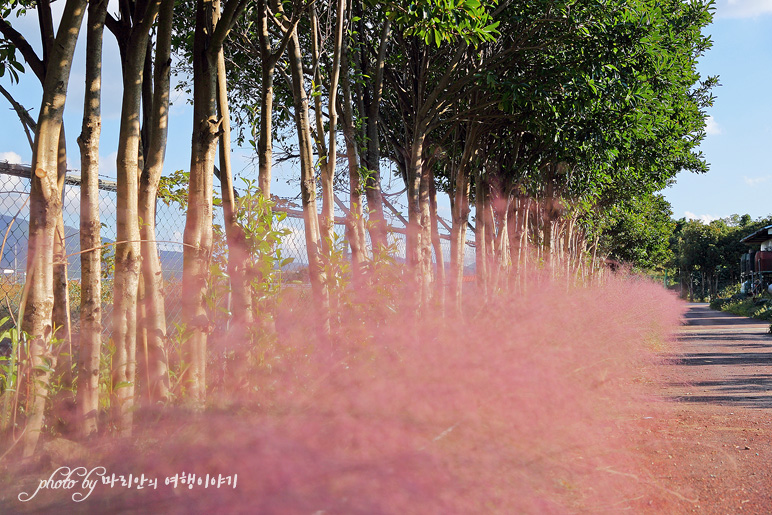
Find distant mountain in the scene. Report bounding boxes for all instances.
[159,249,184,279]
[0,214,29,270]
[0,214,81,271]
[0,214,185,279]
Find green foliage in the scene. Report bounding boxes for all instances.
[360,238,404,310]
[165,322,192,401]
[386,0,500,47]
[714,296,772,321]
[0,316,20,428]
[0,40,24,82]
[0,0,34,83]
[716,281,742,300]
[332,237,406,344]
[157,169,193,210]
[323,232,351,294]
[202,178,294,347]
[101,226,116,280]
[597,193,675,272]
[670,214,772,299]
[234,178,293,303]
[0,318,65,436]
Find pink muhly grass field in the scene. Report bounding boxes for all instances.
[16,274,685,513]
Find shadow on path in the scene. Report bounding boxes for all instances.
[665,304,772,409]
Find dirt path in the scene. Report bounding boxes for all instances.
[667,303,772,408]
[640,303,772,513]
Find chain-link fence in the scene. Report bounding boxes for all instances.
[0,161,474,338]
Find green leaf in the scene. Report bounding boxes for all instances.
[113,381,133,390]
[482,21,499,33]
[34,363,55,374]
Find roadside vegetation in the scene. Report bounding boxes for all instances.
[621,213,772,302]
[711,295,772,320]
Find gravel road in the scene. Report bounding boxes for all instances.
[639,303,772,514]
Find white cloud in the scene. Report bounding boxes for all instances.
[744,175,770,186]
[0,151,23,164]
[685,211,719,224]
[99,152,118,179]
[0,174,30,216]
[705,115,722,135]
[716,0,772,18]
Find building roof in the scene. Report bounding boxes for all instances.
[741,225,772,245]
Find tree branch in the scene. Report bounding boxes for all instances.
[208,0,249,56]
[0,18,44,80]
[0,83,36,149]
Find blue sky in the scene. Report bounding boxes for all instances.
[664,0,772,222]
[0,0,303,198]
[1,0,770,225]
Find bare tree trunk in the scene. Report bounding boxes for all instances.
[256,0,293,196]
[428,168,444,306]
[138,0,174,403]
[181,0,245,405]
[449,128,475,314]
[340,19,365,277]
[406,128,426,281]
[53,128,72,383]
[140,39,153,163]
[483,185,495,291]
[22,0,87,457]
[520,197,528,271]
[75,0,106,438]
[326,0,346,253]
[507,194,518,283]
[256,0,273,196]
[287,22,330,331]
[474,171,488,297]
[593,237,601,279]
[113,0,162,433]
[565,215,575,277]
[309,7,334,254]
[257,60,275,195]
[362,26,391,251]
[355,5,390,249]
[184,0,218,406]
[418,160,433,306]
[215,26,253,336]
[493,196,509,291]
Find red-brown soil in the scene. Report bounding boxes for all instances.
[638,303,772,514]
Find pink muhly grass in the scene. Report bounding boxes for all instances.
[10,272,686,514]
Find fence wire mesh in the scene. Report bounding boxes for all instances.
[0,162,473,338]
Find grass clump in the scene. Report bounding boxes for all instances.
[712,295,772,320]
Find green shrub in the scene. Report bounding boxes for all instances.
[714,294,772,320]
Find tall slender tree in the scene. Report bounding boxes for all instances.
[19,0,87,457]
[75,0,108,438]
[182,0,247,404]
[138,0,176,403]
[109,0,163,433]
